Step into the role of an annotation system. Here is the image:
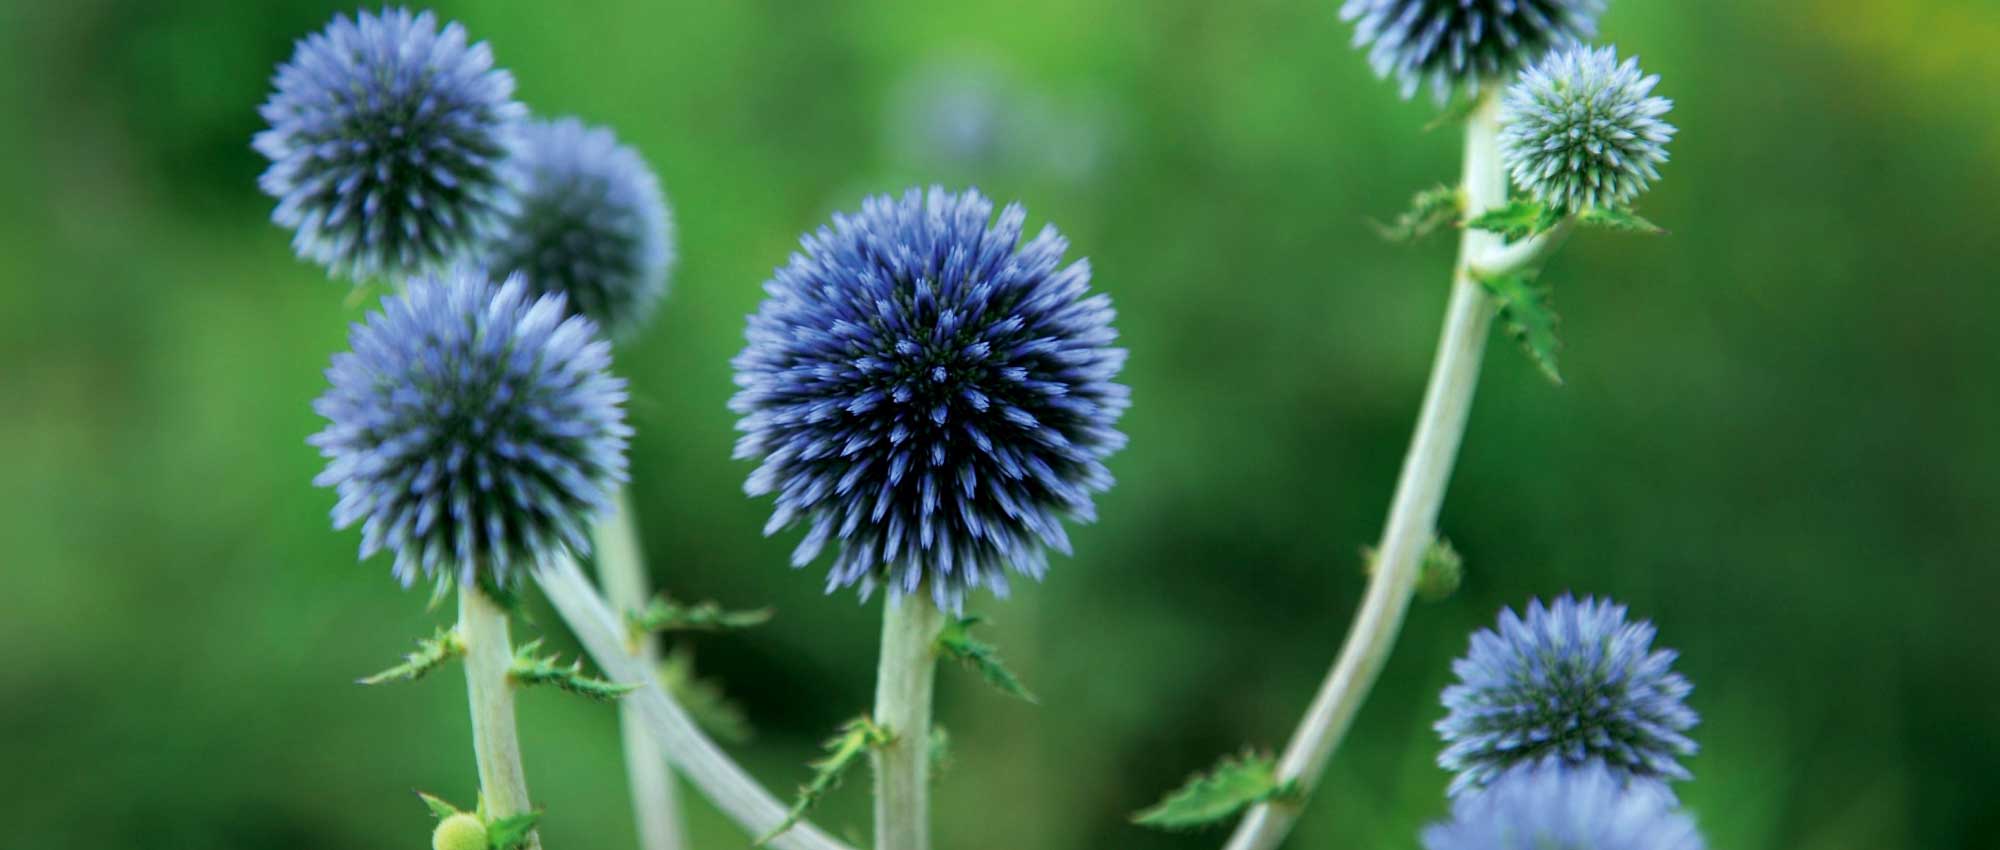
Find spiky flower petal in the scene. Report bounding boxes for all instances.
[1339,0,1605,101]
[730,187,1129,608]
[1422,762,1706,850]
[483,117,675,340]
[1498,45,1675,211]
[310,265,630,588]
[256,8,524,281]
[1437,595,1698,796]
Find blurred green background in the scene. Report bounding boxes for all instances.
[3,0,1997,847]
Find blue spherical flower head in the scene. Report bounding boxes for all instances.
[1437,594,1698,796]
[483,117,675,340]
[1422,762,1705,850]
[1499,45,1676,211]
[1340,0,1606,102]
[730,187,1129,609]
[256,8,525,282]
[311,265,631,589]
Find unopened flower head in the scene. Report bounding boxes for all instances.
[730,187,1129,608]
[1422,762,1705,850]
[256,7,524,281]
[1340,0,1605,101]
[483,117,675,340]
[1499,45,1675,211]
[1437,594,1698,796]
[311,265,630,588]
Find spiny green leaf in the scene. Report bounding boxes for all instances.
[935,616,1036,703]
[416,790,464,820]
[1373,184,1462,244]
[1477,271,1564,384]
[629,595,773,635]
[486,812,542,850]
[757,717,891,847]
[1466,200,1564,240]
[359,628,464,685]
[1417,537,1465,602]
[1577,205,1667,235]
[1359,536,1464,602]
[658,645,754,744]
[509,639,635,701]
[1132,752,1299,831]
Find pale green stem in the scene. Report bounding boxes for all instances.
[1469,217,1576,280]
[871,594,945,850]
[535,557,858,850]
[460,582,543,850]
[594,488,688,850]
[1222,92,1508,850]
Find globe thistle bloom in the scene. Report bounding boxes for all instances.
[482,117,675,340]
[1437,595,1698,796]
[1498,45,1676,211]
[1422,762,1705,850]
[1339,0,1605,101]
[730,187,1129,608]
[256,8,525,281]
[311,265,630,588]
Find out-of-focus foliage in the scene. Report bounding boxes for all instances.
[1,1,1996,849]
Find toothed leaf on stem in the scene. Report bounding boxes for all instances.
[1466,200,1563,241]
[1133,752,1298,831]
[1375,184,1463,244]
[360,628,464,685]
[659,645,754,743]
[1577,206,1667,235]
[629,595,773,635]
[508,639,635,701]
[486,812,542,850]
[416,790,464,820]
[1417,538,1465,601]
[1477,272,1564,384]
[935,616,1036,703]
[757,717,890,846]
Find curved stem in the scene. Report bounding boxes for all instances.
[1469,217,1575,280]
[535,557,858,850]
[871,596,945,850]
[1222,93,1508,850]
[594,488,688,850]
[460,582,543,850]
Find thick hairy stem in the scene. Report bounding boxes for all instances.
[536,557,857,850]
[460,583,543,850]
[1222,93,1508,850]
[871,596,945,850]
[594,489,688,850]
[1470,217,1576,280]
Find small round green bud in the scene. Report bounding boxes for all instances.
[433,813,489,850]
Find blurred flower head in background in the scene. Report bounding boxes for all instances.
[255,7,524,282]
[311,266,630,588]
[883,59,1113,187]
[1340,0,1606,101]
[731,187,1129,609]
[1421,761,1706,850]
[1499,44,1675,211]
[1437,594,1699,795]
[482,117,674,341]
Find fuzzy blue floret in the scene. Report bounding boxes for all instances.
[310,265,630,588]
[1437,594,1698,796]
[256,7,525,282]
[482,117,674,340]
[1422,761,1705,850]
[1339,0,1605,102]
[1498,45,1675,211]
[730,187,1129,608]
